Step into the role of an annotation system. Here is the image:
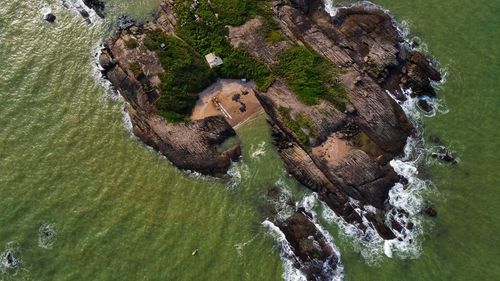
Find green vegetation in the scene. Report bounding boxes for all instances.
[143,30,216,122]
[217,49,274,91]
[276,46,348,110]
[128,62,143,78]
[278,106,309,145]
[173,0,274,91]
[210,0,260,26]
[140,0,346,124]
[124,38,138,49]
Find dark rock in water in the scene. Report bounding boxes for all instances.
[276,210,340,281]
[406,221,415,230]
[44,13,56,23]
[424,205,437,217]
[431,146,457,164]
[117,15,135,30]
[418,98,433,112]
[98,51,115,72]
[83,0,106,18]
[1,249,21,269]
[77,7,91,23]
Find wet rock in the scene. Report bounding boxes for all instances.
[418,97,434,112]
[391,219,403,233]
[1,249,21,269]
[276,210,340,281]
[77,7,91,23]
[83,0,106,18]
[44,13,56,23]
[117,15,135,30]
[424,205,437,217]
[431,146,457,164]
[406,221,415,230]
[98,51,115,72]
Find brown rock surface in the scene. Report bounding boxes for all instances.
[99,5,240,177]
[276,209,340,281]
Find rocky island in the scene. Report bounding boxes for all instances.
[98,0,441,279]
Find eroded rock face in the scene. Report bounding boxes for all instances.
[99,7,240,177]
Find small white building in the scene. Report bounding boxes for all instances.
[205,53,223,68]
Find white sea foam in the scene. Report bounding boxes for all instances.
[297,194,344,281]
[262,220,308,281]
[234,235,257,257]
[62,0,101,25]
[250,141,267,159]
[226,163,242,190]
[271,178,295,221]
[0,242,22,273]
[38,223,57,250]
[324,0,339,17]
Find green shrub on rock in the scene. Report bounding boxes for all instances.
[144,30,216,122]
[277,46,348,111]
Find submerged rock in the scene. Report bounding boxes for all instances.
[431,146,457,164]
[1,248,21,270]
[44,13,56,23]
[424,205,438,217]
[83,0,106,18]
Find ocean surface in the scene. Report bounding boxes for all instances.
[0,0,498,280]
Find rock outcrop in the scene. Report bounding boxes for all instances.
[228,0,442,239]
[100,0,441,244]
[99,5,240,177]
[277,209,340,281]
[83,0,106,18]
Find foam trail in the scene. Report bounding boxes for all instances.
[62,0,102,25]
[250,141,267,159]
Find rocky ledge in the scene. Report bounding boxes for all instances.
[229,0,441,240]
[99,5,241,177]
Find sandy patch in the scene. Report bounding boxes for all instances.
[191,79,263,127]
[311,133,353,164]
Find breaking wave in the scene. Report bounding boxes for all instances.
[262,220,309,281]
[297,194,344,281]
[320,0,447,265]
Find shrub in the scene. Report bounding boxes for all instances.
[278,106,309,145]
[174,0,274,91]
[125,38,139,49]
[128,62,143,78]
[143,30,216,122]
[276,46,348,110]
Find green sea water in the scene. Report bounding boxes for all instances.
[0,0,498,280]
